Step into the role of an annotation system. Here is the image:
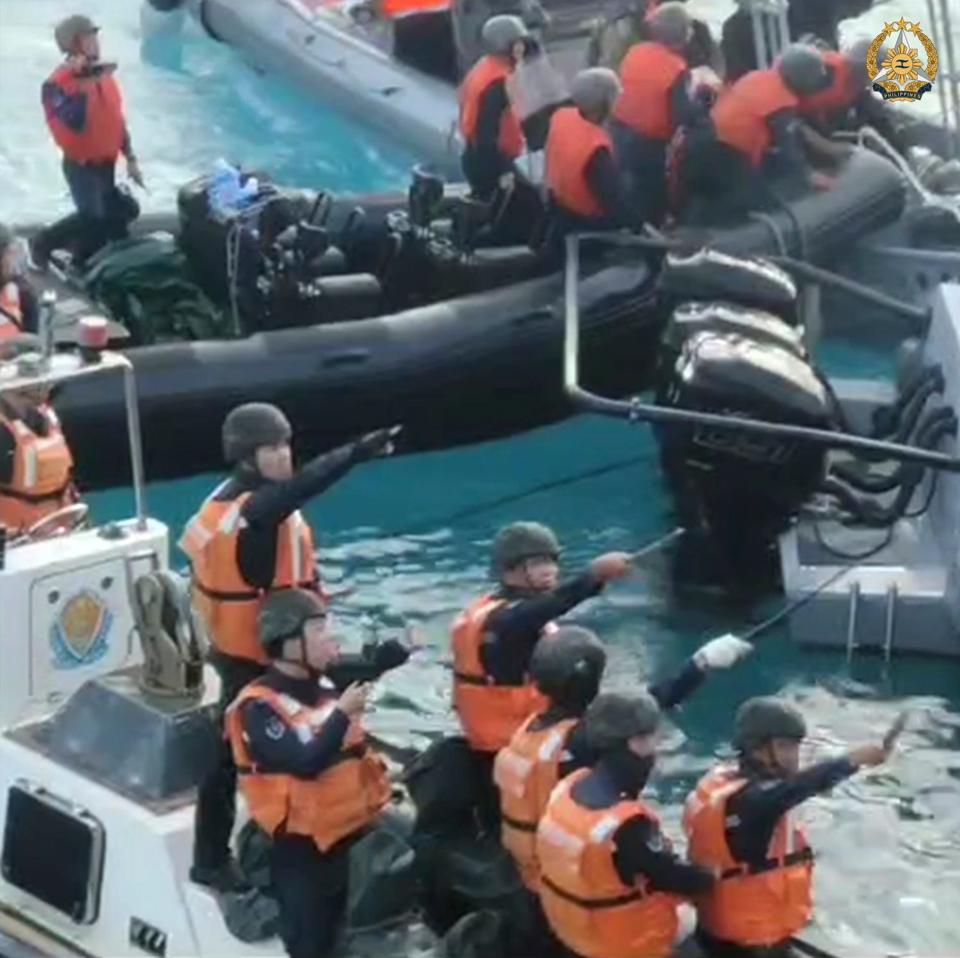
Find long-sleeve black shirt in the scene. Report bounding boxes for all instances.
[572,754,716,896]
[240,669,350,778]
[209,441,361,589]
[479,572,604,684]
[725,756,858,863]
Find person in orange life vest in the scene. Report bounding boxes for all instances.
[683,697,893,957]
[677,45,836,226]
[545,68,631,237]
[798,39,908,155]
[611,3,699,227]
[225,589,399,958]
[496,627,752,893]
[32,15,143,270]
[0,225,39,342]
[181,402,398,893]
[536,692,716,958]
[459,15,533,200]
[0,335,79,537]
[451,521,632,827]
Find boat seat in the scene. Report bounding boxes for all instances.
[132,570,205,698]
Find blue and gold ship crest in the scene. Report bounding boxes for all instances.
[50,590,113,669]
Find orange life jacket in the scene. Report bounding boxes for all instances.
[380,0,449,17]
[545,107,615,219]
[682,763,814,946]
[43,64,126,164]
[537,769,682,958]
[459,55,525,161]
[178,483,318,664]
[798,51,857,123]
[494,712,579,890]
[711,68,799,169]
[0,405,75,534]
[225,683,390,852]
[450,593,553,753]
[614,42,688,141]
[0,282,24,342]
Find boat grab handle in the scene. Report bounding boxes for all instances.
[322,349,371,368]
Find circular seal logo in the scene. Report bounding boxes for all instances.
[868,17,939,103]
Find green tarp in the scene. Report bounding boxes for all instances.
[82,233,230,345]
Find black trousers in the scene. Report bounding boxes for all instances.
[271,834,350,958]
[610,120,669,227]
[192,652,266,870]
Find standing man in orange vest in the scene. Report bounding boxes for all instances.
[612,3,697,226]
[537,692,716,958]
[0,225,38,343]
[0,335,79,537]
[683,697,894,956]
[459,15,531,200]
[180,402,397,892]
[225,589,398,958]
[451,521,632,826]
[545,68,630,237]
[495,627,751,893]
[33,15,143,270]
[678,44,836,224]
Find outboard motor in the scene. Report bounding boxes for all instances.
[656,326,838,587]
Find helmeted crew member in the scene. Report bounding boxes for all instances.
[0,225,39,342]
[225,589,405,958]
[721,0,873,84]
[495,627,751,892]
[589,0,721,75]
[798,40,908,154]
[451,522,633,824]
[537,692,716,958]
[545,68,629,235]
[380,0,455,83]
[678,44,836,224]
[683,696,894,956]
[33,15,144,270]
[612,3,698,226]
[459,15,531,200]
[180,402,398,892]
[0,334,79,536]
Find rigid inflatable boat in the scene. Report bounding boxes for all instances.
[26,148,903,492]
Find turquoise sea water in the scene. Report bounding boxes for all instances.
[2,1,960,954]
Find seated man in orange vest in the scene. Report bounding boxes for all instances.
[180,402,397,892]
[798,39,908,155]
[0,335,79,538]
[537,692,716,958]
[495,626,751,893]
[545,68,631,237]
[677,44,837,225]
[33,15,143,269]
[684,697,894,957]
[612,3,699,227]
[451,521,632,827]
[0,225,38,342]
[225,589,397,958]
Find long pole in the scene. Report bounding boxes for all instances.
[563,234,580,392]
[122,361,148,531]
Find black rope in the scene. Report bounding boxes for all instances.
[383,454,650,538]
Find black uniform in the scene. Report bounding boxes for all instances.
[191,440,371,879]
[696,756,860,958]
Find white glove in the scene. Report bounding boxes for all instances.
[694,633,753,671]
